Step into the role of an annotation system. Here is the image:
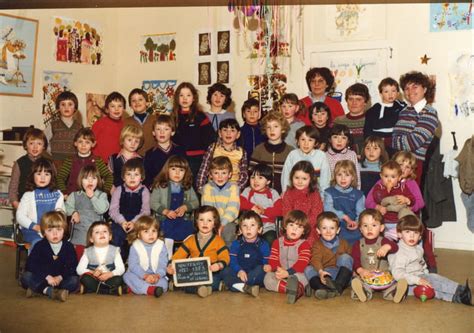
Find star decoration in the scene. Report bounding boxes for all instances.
[420,54,431,65]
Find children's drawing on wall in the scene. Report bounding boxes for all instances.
[53,16,102,65]
[334,5,365,36]
[324,4,375,41]
[430,3,473,32]
[198,62,211,85]
[217,31,230,54]
[198,33,211,56]
[249,27,290,59]
[0,13,38,97]
[139,33,176,63]
[142,80,177,114]
[42,70,72,125]
[448,52,474,118]
[217,61,229,84]
[86,93,106,126]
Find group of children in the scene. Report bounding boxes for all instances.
[8,75,471,306]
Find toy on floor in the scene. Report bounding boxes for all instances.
[362,270,395,290]
[414,285,435,302]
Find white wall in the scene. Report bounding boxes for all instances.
[0,4,472,250]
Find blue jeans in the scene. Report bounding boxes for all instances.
[184,271,224,294]
[111,222,130,260]
[21,271,79,293]
[408,273,459,302]
[21,228,42,253]
[461,193,474,233]
[305,253,353,281]
[222,265,265,291]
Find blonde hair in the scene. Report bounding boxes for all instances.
[127,216,161,244]
[120,125,144,146]
[393,151,417,180]
[331,160,358,188]
[40,211,68,236]
[260,111,290,139]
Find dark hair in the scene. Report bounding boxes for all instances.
[317,211,340,229]
[360,136,389,168]
[122,158,145,180]
[378,77,400,93]
[26,157,57,191]
[238,210,263,230]
[282,210,310,239]
[218,118,241,131]
[172,82,201,125]
[295,125,320,144]
[86,221,112,247]
[381,160,402,176]
[308,102,331,125]
[154,155,193,190]
[207,83,232,109]
[250,163,273,184]
[396,215,424,234]
[22,128,48,150]
[305,67,335,93]
[241,98,260,118]
[359,208,384,225]
[154,114,176,132]
[288,161,318,193]
[280,93,300,105]
[55,91,78,110]
[345,83,370,103]
[128,88,148,106]
[329,124,353,148]
[105,91,126,110]
[399,71,435,104]
[194,205,221,234]
[74,127,95,143]
[77,165,103,191]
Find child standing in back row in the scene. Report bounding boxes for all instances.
[205,83,235,131]
[278,93,305,148]
[240,98,265,160]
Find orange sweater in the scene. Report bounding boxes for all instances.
[172,233,230,268]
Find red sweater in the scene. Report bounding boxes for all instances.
[282,187,323,247]
[92,116,124,163]
[299,95,345,126]
[268,237,311,273]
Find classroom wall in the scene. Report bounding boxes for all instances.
[0,4,473,250]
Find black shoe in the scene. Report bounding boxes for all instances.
[326,267,352,295]
[154,287,164,298]
[455,280,472,306]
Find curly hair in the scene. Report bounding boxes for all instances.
[207,83,232,109]
[399,71,435,104]
[260,111,290,139]
[305,67,335,93]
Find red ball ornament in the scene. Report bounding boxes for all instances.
[414,285,435,302]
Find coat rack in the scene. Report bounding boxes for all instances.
[451,131,458,150]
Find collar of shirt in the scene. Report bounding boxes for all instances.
[309,92,326,103]
[334,184,354,193]
[206,109,227,115]
[60,116,75,127]
[411,98,427,113]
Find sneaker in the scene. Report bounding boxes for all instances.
[197,285,212,298]
[314,289,328,300]
[25,288,40,298]
[52,289,69,302]
[351,278,367,302]
[286,276,299,304]
[154,287,164,298]
[393,279,408,304]
[243,284,259,297]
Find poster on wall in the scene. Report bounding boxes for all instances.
[139,33,176,63]
[198,32,211,56]
[198,62,212,86]
[430,3,473,32]
[86,93,106,126]
[247,65,287,116]
[42,70,73,125]
[0,13,39,97]
[448,51,474,118]
[142,80,177,114]
[325,5,375,41]
[217,30,230,54]
[53,16,103,65]
[216,60,230,84]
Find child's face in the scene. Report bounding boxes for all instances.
[210,168,232,186]
[310,74,328,97]
[153,123,174,145]
[243,106,260,125]
[123,135,141,153]
[359,215,384,240]
[404,82,426,106]
[90,225,112,247]
[285,222,305,240]
[317,218,340,242]
[397,159,414,180]
[169,166,185,183]
[74,136,96,155]
[335,169,353,189]
[265,120,283,144]
[123,168,143,188]
[130,93,147,114]
[178,88,194,110]
[330,133,349,151]
[364,143,382,162]
[240,218,262,242]
[196,211,216,236]
[44,226,64,244]
[250,173,270,192]
[298,132,316,154]
[311,110,328,128]
[219,126,240,146]
[398,229,421,247]
[380,85,398,104]
[34,168,52,188]
[81,174,98,192]
[210,91,226,109]
[380,168,400,189]
[292,170,311,190]
[106,100,125,120]
[280,101,299,121]
[58,99,76,118]
[139,226,158,245]
[25,138,45,158]
[346,95,367,116]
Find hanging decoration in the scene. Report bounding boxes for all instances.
[420,54,431,65]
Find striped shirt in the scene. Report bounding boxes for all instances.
[201,181,240,226]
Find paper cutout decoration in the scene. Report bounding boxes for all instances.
[86,93,106,126]
[420,54,431,65]
[198,62,211,85]
[53,17,102,65]
[140,33,176,63]
[198,33,211,56]
[430,3,473,32]
[334,5,366,37]
[448,52,474,118]
[42,70,72,125]
[142,80,177,114]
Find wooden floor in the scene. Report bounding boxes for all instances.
[0,245,473,332]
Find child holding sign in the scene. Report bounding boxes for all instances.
[167,206,230,298]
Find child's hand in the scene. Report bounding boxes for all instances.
[395,195,410,205]
[357,268,371,279]
[318,270,331,285]
[85,187,95,198]
[127,222,135,232]
[376,244,391,258]
[164,209,177,219]
[210,263,221,272]
[346,219,358,230]
[263,264,272,273]
[92,269,102,278]
[174,205,187,217]
[45,275,55,286]
[237,270,248,282]
[144,274,159,284]
[166,264,175,275]
[71,211,80,224]
[12,201,19,209]
[418,278,432,287]
[63,194,69,201]
[121,222,129,232]
[275,267,289,280]
[376,205,387,215]
[251,205,264,215]
[98,271,113,281]
[32,224,41,232]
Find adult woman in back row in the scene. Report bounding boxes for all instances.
[299,67,345,126]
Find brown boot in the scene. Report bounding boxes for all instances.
[51,289,69,302]
[243,284,259,297]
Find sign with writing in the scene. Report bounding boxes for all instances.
[172,257,213,287]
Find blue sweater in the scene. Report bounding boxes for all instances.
[143,144,186,188]
[324,185,365,221]
[229,237,270,273]
[359,160,381,197]
[241,123,265,161]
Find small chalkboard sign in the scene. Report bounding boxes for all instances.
[172,257,213,287]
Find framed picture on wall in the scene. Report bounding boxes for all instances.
[198,33,211,56]
[217,30,230,54]
[216,60,229,84]
[198,62,211,85]
[0,13,39,97]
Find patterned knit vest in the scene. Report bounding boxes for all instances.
[50,119,82,161]
[34,188,61,223]
[360,237,389,271]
